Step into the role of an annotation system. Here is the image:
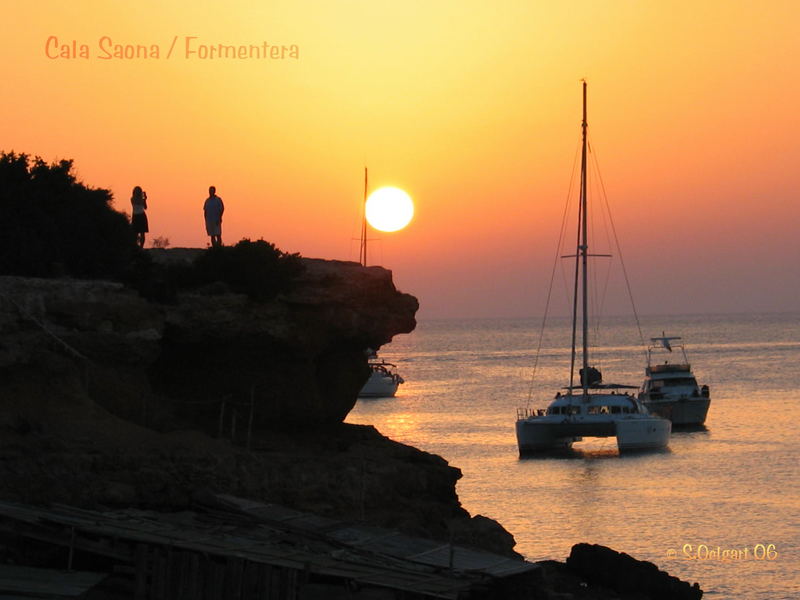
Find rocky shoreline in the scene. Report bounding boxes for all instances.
[0,251,702,598]
[0,253,513,552]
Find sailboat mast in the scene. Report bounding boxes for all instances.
[580,81,590,398]
[568,171,582,392]
[360,167,368,266]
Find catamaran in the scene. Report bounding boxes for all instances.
[515,82,671,454]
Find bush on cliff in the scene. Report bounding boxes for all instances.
[189,239,304,300]
[0,152,138,279]
[0,151,303,301]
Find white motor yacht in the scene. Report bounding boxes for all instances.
[639,335,710,426]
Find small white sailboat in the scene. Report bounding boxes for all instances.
[515,82,671,454]
[639,334,710,426]
[359,354,405,398]
[356,168,405,399]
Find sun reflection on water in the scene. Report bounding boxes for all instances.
[347,315,800,600]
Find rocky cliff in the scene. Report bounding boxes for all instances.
[0,252,516,556]
[149,252,419,427]
[0,251,418,427]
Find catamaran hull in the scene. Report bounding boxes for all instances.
[642,397,709,426]
[516,417,670,454]
[515,420,579,453]
[615,419,671,451]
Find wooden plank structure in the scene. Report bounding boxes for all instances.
[0,497,538,599]
[205,494,535,578]
[0,564,106,598]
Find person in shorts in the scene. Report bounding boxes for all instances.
[203,186,225,247]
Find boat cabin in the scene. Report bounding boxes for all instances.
[641,365,704,398]
[545,391,641,416]
[546,403,638,416]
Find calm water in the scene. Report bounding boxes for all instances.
[347,313,800,600]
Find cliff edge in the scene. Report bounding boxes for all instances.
[0,252,515,557]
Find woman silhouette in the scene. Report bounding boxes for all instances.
[130,186,148,248]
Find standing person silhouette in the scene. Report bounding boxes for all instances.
[130,186,148,248]
[203,185,225,247]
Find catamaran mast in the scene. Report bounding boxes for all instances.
[359,167,368,266]
[580,81,589,398]
[568,82,591,397]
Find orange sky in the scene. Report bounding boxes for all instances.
[2,1,799,318]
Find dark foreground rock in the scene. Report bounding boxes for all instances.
[567,543,703,599]
[0,256,512,556]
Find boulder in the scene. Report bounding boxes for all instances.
[567,543,703,599]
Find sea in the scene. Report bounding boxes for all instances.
[346,313,800,600]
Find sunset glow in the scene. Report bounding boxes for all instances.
[2,0,798,317]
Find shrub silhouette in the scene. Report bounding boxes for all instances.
[0,152,138,279]
[191,239,304,300]
[0,152,304,301]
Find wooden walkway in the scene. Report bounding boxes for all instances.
[206,493,534,578]
[0,497,538,599]
[0,564,106,599]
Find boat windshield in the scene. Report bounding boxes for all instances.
[587,405,635,415]
[652,378,697,388]
[547,405,582,415]
[547,404,637,415]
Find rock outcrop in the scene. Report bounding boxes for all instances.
[1,252,418,430]
[0,253,518,557]
[567,543,704,599]
[149,253,419,427]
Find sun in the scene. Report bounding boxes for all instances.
[365,187,414,232]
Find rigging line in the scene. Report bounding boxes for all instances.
[568,160,583,393]
[582,141,612,368]
[587,151,608,371]
[588,141,613,347]
[557,149,580,309]
[360,166,369,266]
[588,145,611,350]
[588,146,601,348]
[350,218,361,263]
[351,171,366,263]
[525,140,581,405]
[588,169,600,364]
[557,250,571,310]
[590,142,647,357]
